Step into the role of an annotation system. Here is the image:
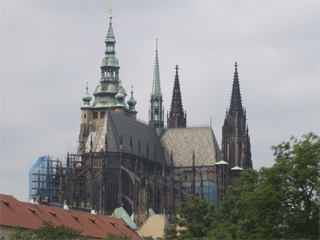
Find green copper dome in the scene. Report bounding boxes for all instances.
[115,85,125,106]
[127,86,137,111]
[101,56,119,67]
[82,82,92,108]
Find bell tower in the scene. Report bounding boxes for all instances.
[221,62,252,170]
[78,9,137,151]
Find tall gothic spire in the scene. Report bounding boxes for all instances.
[229,62,243,116]
[151,40,161,98]
[149,40,164,137]
[221,62,252,173]
[167,65,186,128]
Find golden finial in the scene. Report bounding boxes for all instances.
[109,7,113,19]
[155,37,159,48]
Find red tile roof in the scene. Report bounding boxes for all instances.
[0,194,141,239]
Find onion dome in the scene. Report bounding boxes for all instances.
[82,81,92,108]
[127,85,137,111]
[115,81,125,106]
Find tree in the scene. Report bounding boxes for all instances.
[270,132,320,238]
[11,220,86,240]
[164,195,216,239]
[209,132,320,239]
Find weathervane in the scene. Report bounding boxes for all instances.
[155,37,159,47]
[109,7,113,19]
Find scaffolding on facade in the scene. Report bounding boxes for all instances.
[28,156,62,203]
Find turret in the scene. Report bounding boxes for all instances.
[82,81,92,109]
[80,81,92,147]
[127,85,137,113]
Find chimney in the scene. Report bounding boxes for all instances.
[91,209,97,215]
[36,194,42,204]
[44,195,50,204]
[63,200,69,210]
[30,198,35,205]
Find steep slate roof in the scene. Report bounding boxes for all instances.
[112,206,138,230]
[161,127,222,166]
[0,194,141,240]
[86,110,164,162]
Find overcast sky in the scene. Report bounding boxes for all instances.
[1,1,319,202]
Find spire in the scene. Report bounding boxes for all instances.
[91,9,129,112]
[149,39,164,137]
[105,7,116,43]
[81,80,92,109]
[151,39,161,98]
[229,62,243,116]
[167,65,186,128]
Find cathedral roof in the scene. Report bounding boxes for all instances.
[161,127,222,166]
[112,206,138,230]
[85,110,164,162]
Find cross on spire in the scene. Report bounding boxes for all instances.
[108,7,113,19]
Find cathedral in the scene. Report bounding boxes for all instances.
[57,12,252,226]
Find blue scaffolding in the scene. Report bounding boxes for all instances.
[196,181,218,211]
[28,156,59,201]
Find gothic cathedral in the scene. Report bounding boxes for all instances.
[58,12,252,226]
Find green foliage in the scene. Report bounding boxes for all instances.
[210,132,320,239]
[104,231,133,240]
[142,236,155,240]
[164,195,216,239]
[164,132,320,239]
[11,220,86,240]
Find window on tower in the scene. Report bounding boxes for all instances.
[101,112,105,119]
[93,112,98,119]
